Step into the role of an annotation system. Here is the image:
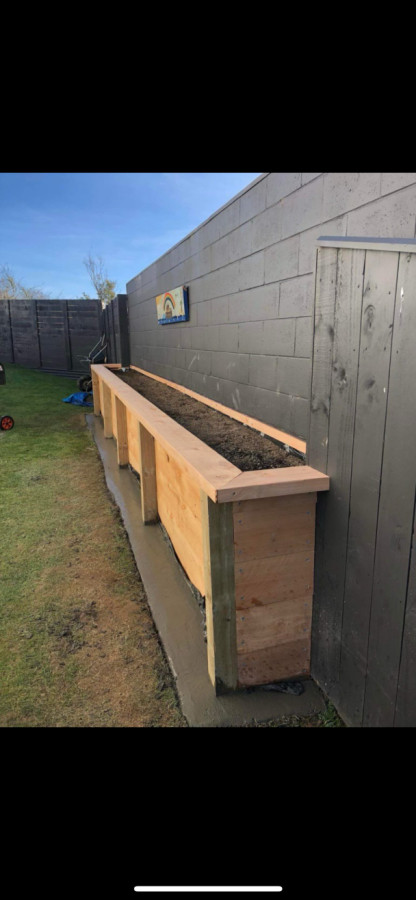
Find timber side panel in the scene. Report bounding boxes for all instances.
[238,639,311,687]
[338,250,398,726]
[363,252,416,726]
[115,396,128,466]
[155,441,205,595]
[92,371,100,415]
[126,408,141,474]
[201,492,237,692]
[111,391,117,440]
[138,424,158,523]
[234,493,316,686]
[309,248,365,703]
[102,383,113,438]
[98,378,104,419]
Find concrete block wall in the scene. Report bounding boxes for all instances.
[126,173,416,441]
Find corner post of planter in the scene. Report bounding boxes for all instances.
[102,383,113,438]
[115,396,129,467]
[92,370,100,416]
[138,422,158,524]
[200,491,238,694]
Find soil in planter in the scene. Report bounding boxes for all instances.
[114,369,304,471]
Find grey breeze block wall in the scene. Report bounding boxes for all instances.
[126,173,416,442]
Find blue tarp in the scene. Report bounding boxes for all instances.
[62,391,93,407]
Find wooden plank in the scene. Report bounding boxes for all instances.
[216,467,328,502]
[92,371,100,415]
[363,252,416,726]
[115,396,129,466]
[98,378,104,418]
[111,391,117,439]
[310,247,365,703]
[138,423,158,524]
[238,638,310,687]
[126,408,141,473]
[233,493,316,562]
[235,551,314,609]
[338,250,398,726]
[130,365,306,454]
[201,491,237,692]
[102,383,113,438]
[91,364,240,502]
[394,498,416,726]
[156,443,205,594]
[308,246,338,472]
[236,595,312,655]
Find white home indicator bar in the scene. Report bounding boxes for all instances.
[134,889,283,893]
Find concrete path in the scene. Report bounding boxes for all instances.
[87,414,326,727]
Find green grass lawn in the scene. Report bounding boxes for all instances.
[0,364,185,726]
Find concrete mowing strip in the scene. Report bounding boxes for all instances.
[87,414,325,727]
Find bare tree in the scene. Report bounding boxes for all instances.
[83,254,116,309]
[0,265,50,300]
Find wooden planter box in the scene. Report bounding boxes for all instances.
[91,364,329,693]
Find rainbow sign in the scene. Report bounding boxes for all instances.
[155,285,189,325]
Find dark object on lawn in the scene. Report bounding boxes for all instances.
[246,680,305,695]
[62,391,93,407]
[0,362,14,430]
[76,334,108,393]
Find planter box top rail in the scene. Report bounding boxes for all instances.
[92,364,329,502]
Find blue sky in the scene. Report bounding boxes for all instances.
[0,173,261,298]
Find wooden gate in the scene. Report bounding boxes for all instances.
[308,237,416,727]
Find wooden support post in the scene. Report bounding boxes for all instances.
[138,422,158,523]
[92,371,100,416]
[115,396,129,466]
[201,491,238,693]
[102,383,113,438]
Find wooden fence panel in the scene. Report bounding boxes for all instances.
[309,240,416,727]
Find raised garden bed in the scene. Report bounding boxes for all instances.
[91,363,329,693]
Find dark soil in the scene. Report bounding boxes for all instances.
[115,369,304,471]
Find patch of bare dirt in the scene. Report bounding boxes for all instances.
[115,370,304,470]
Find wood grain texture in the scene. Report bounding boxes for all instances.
[201,491,237,692]
[236,596,312,655]
[126,408,141,474]
[394,498,416,726]
[216,467,329,502]
[138,423,158,524]
[238,639,310,687]
[92,371,100,415]
[130,365,306,454]
[363,252,416,727]
[338,250,398,725]
[308,246,338,473]
[155,442,204,594]
[102,383,113,438]
[115,396,129,466]
[235,551,314,609]
[233,493,316,562]
[310,248,365,703]
[111,391,117,439]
